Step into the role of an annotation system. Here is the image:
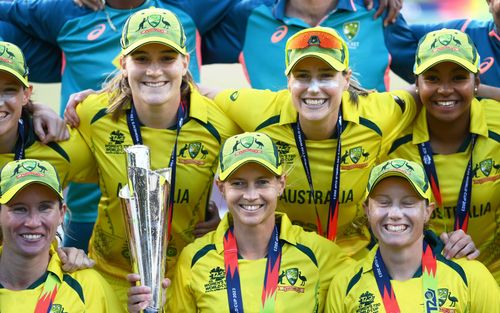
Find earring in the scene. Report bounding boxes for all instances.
[474,86,478,95]
[415,87,419,95]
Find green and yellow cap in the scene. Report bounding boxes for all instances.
[0,159,63,204]
[0,41,29,87]
[285,26,349,75]
[121,7,187,56]
[414,28,479,74]
[218,132,283,181]
[366,158,431,201]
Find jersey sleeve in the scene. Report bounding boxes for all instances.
[378,90,419,157]
[467,261,500,313]
[324,268,352,313]
[166,247,197,313]
[214,88,280,132]
[78,269,126,313]
[0,21,61,83]
[0,0,88,45]
[61,127,98,184]
[201,1,255,64]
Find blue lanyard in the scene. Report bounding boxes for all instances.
[418,134,477,232]
[223,225,282,313]
[14,118,26,160]
[126,101,187,238]
[291,107,343,240]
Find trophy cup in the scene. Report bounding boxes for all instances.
[119,145,171,313]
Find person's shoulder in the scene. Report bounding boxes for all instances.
[479,98,500,129]
[179,229,219,263]
[77,92,113,121]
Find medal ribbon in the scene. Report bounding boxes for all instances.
[34,272,60,313]
[418,134,477,232]
[14,118,26,160]
[291,107,342,240]
[373,241,437,313]
[223,225,282,313]
[126,101,187,238]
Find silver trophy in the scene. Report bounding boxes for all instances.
[119,145,171,313]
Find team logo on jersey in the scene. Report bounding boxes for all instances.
[277,268,306,293]
[275,141,296,164]
[437,288,458,312]
[472,158,500,184]
[343,22,360,41]
[105,130,129,154]
[357,291,381,311]
[230,91,239,101]
[178,142,208,165]
[340,146,369,170]
[204,266,227,292]
[49,304,67,313]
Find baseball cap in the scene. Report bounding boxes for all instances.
[414,28,479,75]
[218,132,283,181]
[285,26,349,75]
[121,7,187,56]
[366,159,431,201]
[0,159,63,204]
[0,41,29,87]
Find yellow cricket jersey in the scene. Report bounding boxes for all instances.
[214,89,418,259]
[0,247,124,313]
[75,87,241,303]
[387,98,500,284]
[167,212,353,313]
[0,115,98,187]
[325,232,499,313]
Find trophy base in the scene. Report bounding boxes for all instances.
[144,308,160,313]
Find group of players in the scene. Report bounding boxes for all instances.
[0,0,499,312]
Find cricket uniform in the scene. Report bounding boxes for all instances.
[75,86,240,303]
[214,89,418,259]
[0,247,124,313]
[325,231,499,313]
[0,113,98,188]
[168,212,353,313]
[0,0,235,247]
[387,98,500,284]
[202,0,416,91]
[386,19,499,87]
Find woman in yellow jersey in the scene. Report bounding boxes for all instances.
[0,159,123,312]
[54,7,240,306]
[386,28,500,283]
[205,26,499,261]
[326,158,499,312]
[128,132,353,313]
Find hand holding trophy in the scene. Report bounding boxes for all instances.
[119,145,171,313]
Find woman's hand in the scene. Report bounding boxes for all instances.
[440,230,480,260]
[127,273,170,313]
[193,201,220,238]
[73,0,104,11]
[364,0,403,26]
[64,89,97,127]
[57,247,96,272]
[31,102,69,143]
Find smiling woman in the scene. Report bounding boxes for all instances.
[386,28,500,283]
[325,159,499,313]
[0,159,123,312]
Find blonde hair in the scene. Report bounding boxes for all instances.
[103,55,196,121]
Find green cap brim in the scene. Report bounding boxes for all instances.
[218,158,283,181]
[121,37,187,56]
[414,54,478,75]
[366,171,431,201]
[285,52,346,76]
[0,181,63,204]
[0,65,29,87]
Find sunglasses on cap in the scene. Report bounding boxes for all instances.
[287,31,343,50]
